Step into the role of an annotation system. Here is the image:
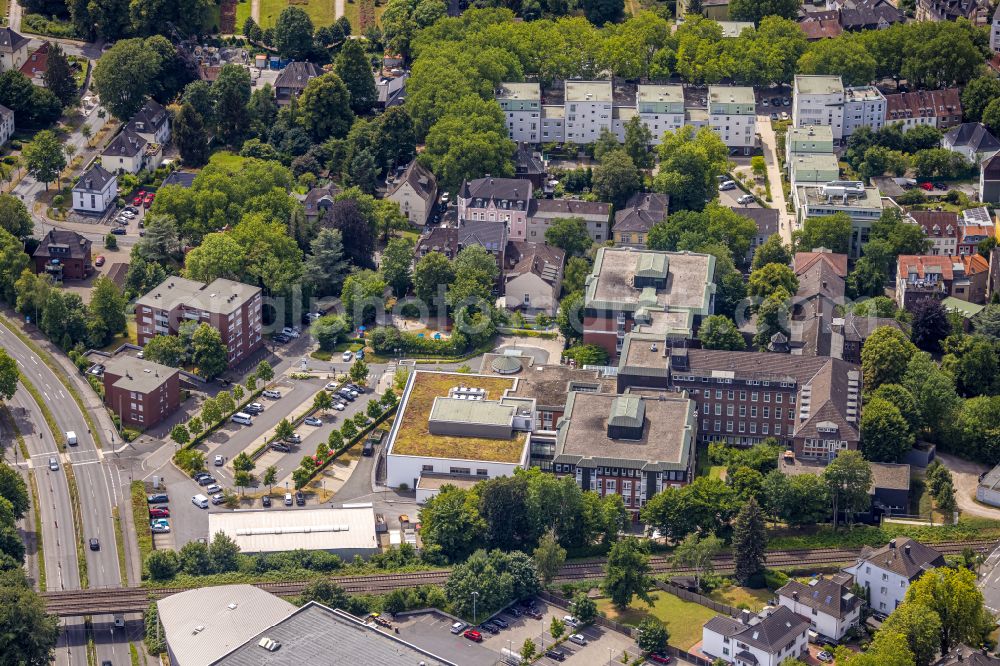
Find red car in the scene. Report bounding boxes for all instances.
[462,629,482,642]
[149,508,170,518]
[647,654,671,664]
[919,182,934,191]
[143,192,155,207]
[94,255,105,267]
[132,191,144,206]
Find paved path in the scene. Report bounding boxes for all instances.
[8,0,21,32]
[756,115,796,246]
[936,452,1000,520]
[336,0,345,19]
[251,0,260,23]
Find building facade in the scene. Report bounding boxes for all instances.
[842,86,886,137]
[457,177,532,240]
[844,537,944,613]
[72,164,118,214]
[702,607,811,666]
[386,159,437,226]
[895,254,990,309]
[884,88,963,130]
[793,76,845,141]
[776,576,861,641]
[708,85,756,152]
[32,229,91,282]
[102,355,180,428]
[497,82,542,144]
[0,28,29,73]
[565,80,613,145]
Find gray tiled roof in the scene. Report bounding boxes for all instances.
[0,28,28,54]
[945,123,1000,153]
[856,537,944,580]
[777,577,861,620]
[73,164,116,193]
[704,606,810,653]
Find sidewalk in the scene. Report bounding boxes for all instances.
[756,115,796,246]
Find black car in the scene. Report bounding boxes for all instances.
[89,538,100,551]
[110,227,126,235]
[295,491,306,506]
[271,442,291,453]
[348,383,366,394]
[337,390,355,402]
[506,606,521,618]
[146,494,169,504]
[262,496,272,507]
[479,623,498,634]
[525,607,543,619]
[193,472,211,480]
[362,441,374,457]
[545,649,566,662]
[197,476,216,486]
[491,617,509,629]
[273,334,290,343]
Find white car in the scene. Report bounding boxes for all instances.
[281,327,300,338]
[262,389,281,399]
[737,194,755,205]
[325,382,339,391]
[450,621,467,634]
[342,350,353,362]
[205,484,222,494]
[214,455,225,466]
[568,634,587,646]
[332,402,346,411]
[151,524,170,533]
[304,416,323,427]
[718,180,737,191]
[48,457,59,471]
[563,615,579,627]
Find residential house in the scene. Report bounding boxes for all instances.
[916,0,989,23]
[301,184,340,223]
[32,229,91,282]
[992,3,1000,52]
[617,342,862,456]
[497,82,542,144]
[843,537,944,613]
[503,241,565,316]
[102,355,180,429]
[375,55,407,106]
[101,128,163,175]
[884,89,963,131]
[981,153,1000,202]
[961,205,995,228]
[135,276,263,368]
[19,42,48,86]
[615,193,669,248]
[792,76,845,142]
[72,164,117,214]
[909,210,959,256]
[387,159,437,226]
[126,99,171,145]
[0,28,29,73]
[274,61,320,106]
[678,0,730,19]
[552,391,697,516]
[843,86,886,137]
[732,207,779,263]
[0,104,14,147]
[838,0,905,29]
[780,453,911,516]
[776,574,862,641]
[895,254,990,309]
[515,143,548,190]
[583,247,717,358]
[943,123,1000,163]
[936,645,1000,666]
[161,171,196,189]
[799,12,843,40]
[833,312,908,364]
[701,606,810,666]
[959,224,993,256]
[527,198,612,244]
[416,226,458,260]
[709,85,756,153]
[790,249,848,357]
[458,177,532,239]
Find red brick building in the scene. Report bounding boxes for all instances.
[102,355,180,428]
[32,229,92,282]
[135,277,263,368]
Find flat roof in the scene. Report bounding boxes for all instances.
[799,185,884,211]
[845,85,884,102]
[790,153,840,172]
[542,105,564,119]
[709,85,755,106]
[103,355,178,393]
[555,391,694,472]
[207,505,378,554]
[429,396,515,427]
[787,125,834,144]
[159,584,296,666]
[585,247,715,314]
[638,85,684,104]
[496,82,540,100]
[388,371,526,463]
[415,473,482,491]
[479,354,617,408]
[135,276,261,316]
[565,80,612,102]
[795,75,844,95]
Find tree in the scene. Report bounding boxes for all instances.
[419,99,515,192]
[729,0,799,22]
[550,617,565,640]
[169,424,190,447]
[300,73,354,142]
[751,234,791,270]
[962,76,1000,122]
[178,540,212,576]
[87,276,127,346]
[571,592,597,626]
[834,630,914,666]
[213,64,251,147]
[191,323,227,380]
[637,617,669,654]
[313,390,333,413]
[256,360,274,382]
[146,549,180,580]
[92,38,165,119]
[23,130,65,190]
[142,334,186,367]
[544,217,592,258]
[273,7,314,60]
[861,397,914,463]
[593,150,642,208]
[174,103,209,167]
[0,195,32,240]
[871,383,920,434]
[910,298,951,353]
[699,315,745,351]
[0,570,58,665]
[822,451,873,527]
[624,115,653,169]
[382,237,415,297]
[208,532,241,573]
[42,43,76,107]
[418,485,484,562]
[262,465,278,491]
[583,0,624,24]
[0,349,16,403]
[445,549,539,618]
[304,229,350,297]
[336,39,378,115]
[748,263,798,302]
[327,197,376,268]
[793,213,852,255]
[0,465,29,519]
[232,452,254,475]
[519,638,536,662]
[349,359,369,385]
[881,602,943,666]
[862,325,917,390]
[983,99,1000,136]
[673,532,722,591]
[603,537,653,609]
[732,498,766,586]
[906,566,993,654]
[533,529,566,586]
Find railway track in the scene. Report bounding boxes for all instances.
[41,539,998,616]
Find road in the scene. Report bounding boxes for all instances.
[936,452,1000,520]
[0,321,130,666]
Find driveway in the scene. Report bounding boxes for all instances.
[755,115,796,246]
[935,452,1000,520]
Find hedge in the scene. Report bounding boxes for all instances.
[294,400,398,487]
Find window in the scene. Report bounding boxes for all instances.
[422,465,434,472]
[715,389,722,399]
[739,405,746,417]
[763,407,770,419]
[727,405,734,416]
[714,404,721,416]
[764,392,771,401]
[740,391,747,400]
[450,467,471,475]
[752,392,759,401]
[751,406,757,418]
[477,469,488,476]
[727,390,734,400]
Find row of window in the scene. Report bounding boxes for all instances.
[703,419,782,436]
[703,403,790,420]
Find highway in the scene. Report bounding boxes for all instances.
[0,321,132,665]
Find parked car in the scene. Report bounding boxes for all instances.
[450,622,467,634]
[205,484,222,494]
[285,433,302,444]
[648,653,672,664]
[332,401,346,411]
[463,629,483,642]
[770,112,779,120]
[295,491,305,506]
[568,634,587,646]
[149,507,169,518]
[919,182,934,191]
[48,457,59,471]
[272,333,290,343]
[110,227,126,235]
[143,192,154,207]
[197,476,216,486]
[524,607,542,619]
[492,617,509,629]
[211,493,226,505]
[281,327,300,338]
[304,416,323,427]
[506,607,521,618]
[245,402,264,414]
[147,494,169,504]
[89,538,100,551]
[214,455,225,466]
[737,194,755,205]
[125,206,139,214]
[271,442,291,453]
[150,518,169,528]
[337,390,355,402]
[284,492,293,506]
[262,389,282,399]
[771,96,781,106]
[325,382,340,391]
[151,523,170,534]
[193,471,212,481]
[94,255,105,267]
[545,649,566,661]
[355,349,365,360]
[761,98,769,107]
[479,623,499,634]
[718,180,737,191]
[342,350,354,362]
[563,615,580,628]
[262,495,271,507]
[132,192,144,206]
[933,182,948,191]
[817,651,834,663]
[782,97,790,106]
[780,111,789,121]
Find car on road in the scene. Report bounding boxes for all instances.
[205,484,222,494]
[817,651,834,663]
[304,416,322,427]
[332,401,346,411]
[149,507,169,518]
[647,653,672,664]
[89,538,100,551]
[214,455,225,466]
[737,194,755,205]
[545,649,566,661]
[262,495,271,507]
[284,492,293,506]
[151,523,170,533]
[147,494,169,504]
[342,350,353,362]
[95,255,105,267]
[568,634,587,646]
[262,389,282,399]
[271,442,291,452]
[462,629,482,642]
[48,457,59,471]
[450,621,467,634]
[110,227,126,235]
[718,180,736,191]
[295,491,305,506]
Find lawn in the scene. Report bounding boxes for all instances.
[208,150,247,171]
[258,0,338,28]
[236,0,251,30]
[708,585,773,612]
[596,592,718,651]
[99,319,138,352]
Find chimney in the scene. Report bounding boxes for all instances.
[739,609,752,625]
[792,591,798,600]
[889,539,896,549]
[904,544,911,555]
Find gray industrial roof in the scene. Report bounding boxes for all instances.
[212,603,456,666]
[207,505,378,554]
[428,396,515,427]
[159,584,296,666]
[103,354,177,393]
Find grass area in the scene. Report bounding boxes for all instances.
[112,506,129,584]
[64,462,88,588]
[708,584,773,612]
[235,0,251,31]
[208,150,247,171]
[131,481,153,577]
[129,643,140,666]
[766,516,1000,550]
[257,0,338,27]
[28,470,45,590]
[596,592,717,650]
[99,319,138,352]
[310,341,365,361]
[390,371,524,462]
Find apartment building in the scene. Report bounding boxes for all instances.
[916,0,989,23]
[614,193,669,248]
[617,340,862,457]
[526,198,611,244]
[884,88,963,130]
[582,247,717,358]
[909,210,959,256]
[708,85,756,153]
[896,254,990,309]
[457,177,533,240]
[565,80,613,144]
[776,575,861,641]
[992,4,1000,52]
[792,75,845,141]
[135,276,263,368]
[496,82,542,144]
[843,86,886,137]
[635,85,685,145]
[844,537,943,614]
[793,182,883,257]
[552,391,697,516]
[102,355,180,429]
[702,607,810,666]
[0,104,13,147]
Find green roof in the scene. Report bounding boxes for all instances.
[941,297,985,318]
[608,396,645,429]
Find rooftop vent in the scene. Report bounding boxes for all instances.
[258,637,281,652]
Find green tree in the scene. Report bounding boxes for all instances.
[232,452,254,474]
[42,43,77,107]
[349,359,369,384]
[910,298,951,353]
[91,38,164,119]
[299,73,354,142]
[544,217,592,257]
[262,465,277,491]
[382,237,415,297]
[304,229,349,297]
[748,263,798,302]
[729,0,799,22]
[862,325,917,390]
[142,334,186,367]
[624,115,653,169]
[592,149,641,208]
[256,360,274,382]
[571,592,597,625]
[550,617,566,640]
[146,549,181,580]
[0,195,32,240]
[533,529,566,586]
[213,64,251,147]
[962,76,1000,122]
[699,315,745,351]
[174,102,209,167]
[23,130,65,190]
[419,485,484,562]
[906,566,993,654]
[208,532,241,573]
[445,549,539,618]
[187,416,203,436]
[673,531,722,591]
[603,537,653,610]
[881,602,943,666]
[169,424,190,447]
[0,464,29,519]
[520,638,536,662]
[413,251,455,308]
[752,234,791,270]
[87,276,128,346]
[419,97,515,192]
[834,630,913,666]
[822,450,873,527]
[732,497,766,586]
[637,617,669,654]
[191,323,227,380]
[275,418,294,442]
[793,213,852,255]
[335,39,378,115]
[583,0,624,24]
[0,349,16,403]
[273,6,314,60]
[861,397,914,463]
[174,449,205,475]
[178,540,212,576]
[871,383,920,434]
[313,390,333,413]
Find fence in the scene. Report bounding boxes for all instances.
[655,580,739,617]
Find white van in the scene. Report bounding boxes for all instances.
[231,412,253,425]
[262,389,281,399]
[192,494,209,509]
[66,431,78,446]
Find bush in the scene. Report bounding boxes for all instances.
[122,428,140,442]
[22,13,79,38]
[763,569,789,591]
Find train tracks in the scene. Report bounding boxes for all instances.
[41,539,999,617]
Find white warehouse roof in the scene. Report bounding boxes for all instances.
[208,504,378,554]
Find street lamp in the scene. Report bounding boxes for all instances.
[471,591,479,625]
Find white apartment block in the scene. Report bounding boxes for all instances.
[708,86,757,153]
[843,86,886,138]
[636,85,685,145]
[793,75,845,141]
[991,4,1000,52]
[565,80,613,145]
[497,82,542,144]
